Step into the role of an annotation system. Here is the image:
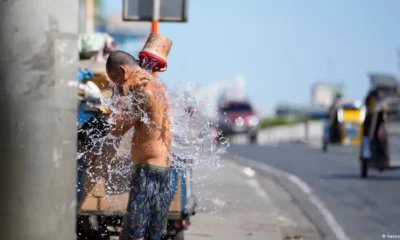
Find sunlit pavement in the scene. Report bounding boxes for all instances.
[185,157,320,240]
[229,143,400,240]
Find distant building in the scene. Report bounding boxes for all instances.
[311,82,345,108]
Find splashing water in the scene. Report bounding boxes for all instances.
[168,85,227,170]
[77,66,229,203]
[140,57,161,74]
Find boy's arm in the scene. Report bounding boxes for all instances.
[109,110,139,137]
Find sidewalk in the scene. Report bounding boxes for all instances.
[186,157,321,240]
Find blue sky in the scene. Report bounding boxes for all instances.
[102,0,400,113]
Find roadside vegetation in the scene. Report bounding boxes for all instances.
[259,116,313,129]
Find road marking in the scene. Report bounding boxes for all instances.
[287,175,312,194]
[243,167,270,199]
[232,155,351,240]
[228,161,272,203]
[243,167,256,177]
[286,174,350,240]
[246,178,269,200]
[228,163,271,201]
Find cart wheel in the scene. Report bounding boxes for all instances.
[172,230,184,240]
[360,158,368,179]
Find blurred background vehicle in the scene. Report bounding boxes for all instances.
[358,74,400,178]
[322,98,366,152]
[359,95,400,178]
[210,124,218,144]
[217,100,259,143]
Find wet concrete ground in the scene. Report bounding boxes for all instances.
[186,157,320,240]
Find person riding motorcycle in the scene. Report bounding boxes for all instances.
[360,87,388,168]
[362,87,386,140]
[328,93,343,115]
[325,93,344,142]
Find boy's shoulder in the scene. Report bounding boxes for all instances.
[147,78,165,89]
[146,80,167,97]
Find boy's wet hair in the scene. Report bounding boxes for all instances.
[106,50,140,76]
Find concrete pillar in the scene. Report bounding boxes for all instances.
[0,0,78,239]
[79,0,88,33]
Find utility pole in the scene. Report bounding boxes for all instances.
[0,0,78,239]
[86,0,95,33]
[152,0,160,77]
[152,0,160,33]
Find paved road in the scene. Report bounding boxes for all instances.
[186,157,321,240]
[228,143,400,240]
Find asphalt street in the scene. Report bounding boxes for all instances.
[186,157,321,240]
[228,143,400,240]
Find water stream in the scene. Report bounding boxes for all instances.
[77,62,228,211]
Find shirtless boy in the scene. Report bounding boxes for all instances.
[105,50,172,240]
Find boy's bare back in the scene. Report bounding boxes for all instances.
[130,80,171,167]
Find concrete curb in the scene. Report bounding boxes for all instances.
[226,153,351,240]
